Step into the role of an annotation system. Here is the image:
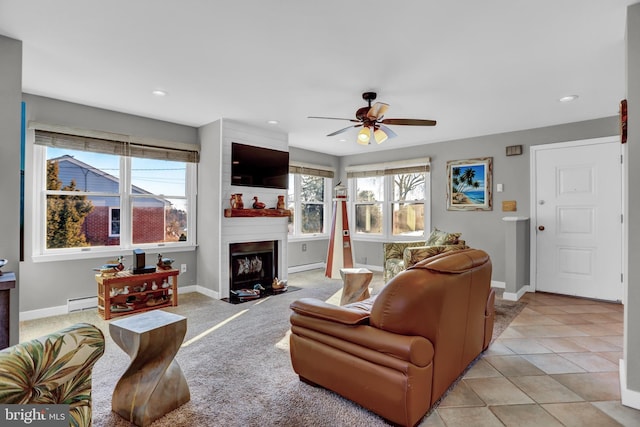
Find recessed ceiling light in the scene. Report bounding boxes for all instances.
[339,139,347,142]
[267,120,279,125]
[152,89,168,97]
[559,95,578,102]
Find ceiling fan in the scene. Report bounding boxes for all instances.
[308,92,436,145]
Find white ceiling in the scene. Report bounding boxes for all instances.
[0,0,635,156]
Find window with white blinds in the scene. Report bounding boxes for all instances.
[287,163,334,238]
[347,158,431,239]
[32,124,198,258]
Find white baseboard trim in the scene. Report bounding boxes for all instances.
[288,263,325,273]
[20,305,68,322]
[502,285,531,301]
[491,280,506,289]
[193,285,219,300]
[620,359,640,410]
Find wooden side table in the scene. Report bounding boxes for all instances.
[110,310,190,427]
[96,269,179,320]
[0,272,16,350]
[339,268,372,305]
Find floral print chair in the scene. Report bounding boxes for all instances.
[383,228,468,282]
[0,323,105,427]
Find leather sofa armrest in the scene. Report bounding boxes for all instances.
[290,298,370,325]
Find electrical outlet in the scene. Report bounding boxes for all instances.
[302,243,307,252]
[180,264,187,273]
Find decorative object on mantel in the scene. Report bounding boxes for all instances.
[157,254,175,270]
[230,193,244,209]
[224,208,291,218]
[276,195,285,210]
[0,259,6,276]
[252,196,266,209]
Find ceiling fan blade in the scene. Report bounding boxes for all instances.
[367,102,389,120]
[381,118,437,126]
[379,124,397,139]
[327,124,361,137]
[308,116,360,122]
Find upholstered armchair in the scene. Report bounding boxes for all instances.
[290,249,495,426]
[383,228,468,281]
[0,323,105,427]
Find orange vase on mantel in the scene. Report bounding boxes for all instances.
[230,194,244,209]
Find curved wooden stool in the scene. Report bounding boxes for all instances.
[110,310,190,426]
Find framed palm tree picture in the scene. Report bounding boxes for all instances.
[446,157,493,211]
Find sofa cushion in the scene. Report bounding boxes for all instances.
[426,228,461,246]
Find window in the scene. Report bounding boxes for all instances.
[354,176,384,235]
[109,208,120,237]
[287,164,334,238]
[33,127,198,258]
[348,159,430,240]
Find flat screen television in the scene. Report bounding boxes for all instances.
[231,142,289,189]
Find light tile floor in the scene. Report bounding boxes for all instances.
[422,291,640,427]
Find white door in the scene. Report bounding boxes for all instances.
[532,137,623,302]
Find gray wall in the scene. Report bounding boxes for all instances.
[626,1,640,396]
[196,120,222,294]
[287,146,340,268]
[19,94,199,313]
[340,117,619,282]
[0,36,22,344]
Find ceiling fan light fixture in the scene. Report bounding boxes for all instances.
[357,127,371,145]
[374,128,388,144]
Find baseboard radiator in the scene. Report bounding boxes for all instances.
[67,296,98,313]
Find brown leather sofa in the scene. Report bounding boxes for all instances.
[289,248,495,427]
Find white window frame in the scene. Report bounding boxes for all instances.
[347,158,431,242]
[288,164,333,241]
[32,137,198,262]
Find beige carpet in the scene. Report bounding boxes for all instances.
[19,269,525,427]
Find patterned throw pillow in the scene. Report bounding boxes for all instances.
[426,228,461,246]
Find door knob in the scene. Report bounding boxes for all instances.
[538,225,545,231]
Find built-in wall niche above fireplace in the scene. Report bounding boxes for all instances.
[229,241,277,293]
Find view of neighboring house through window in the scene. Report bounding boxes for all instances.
[109,208,120,237]
[35,128,198,255]
[348,159,430,239]
[130,157,188,244]
[288,164,334,237]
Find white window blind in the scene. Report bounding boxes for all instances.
[345,157,430,178]
[32,124,199,163]
[289,163,335,178]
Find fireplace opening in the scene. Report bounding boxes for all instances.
[229,241,278,300]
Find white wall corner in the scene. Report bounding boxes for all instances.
[195,285,219,300]
[620,359,640,410]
